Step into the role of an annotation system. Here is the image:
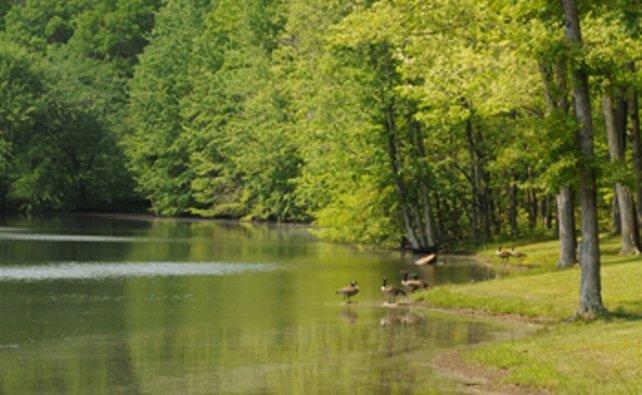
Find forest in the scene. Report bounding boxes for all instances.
[1,2,641,390]
[1,1,640,259]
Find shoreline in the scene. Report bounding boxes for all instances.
[2,210,479,255]
[410,238,642,393]
[399,302,547,393]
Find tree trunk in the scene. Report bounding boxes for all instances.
[603,90,640,253]
[540,60,578,266]
[379,48,435,252]
[387,124,421,251]
[411,204,428,248]
[382,97,421,250]
[450,197,463,239]
[465,116,480,244]
[557,186,577,267]
[419,183,436,246]
[411,117,437,248]
[435,194,446,240]
[616,184,639,253]
[547,195,554,229]
[527,187,537,230]
[481,167,496,236]
[489,186,501,235]
[562,0,605,316]
[542,194,554,229]
[628,73,642,238]
[508,180,518,236]
[612,189,622,235]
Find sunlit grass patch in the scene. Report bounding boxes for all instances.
[465,320,642,393]
[476,234,642,272]
[415,260,641,320]
[423,237,642,393]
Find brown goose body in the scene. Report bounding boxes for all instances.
[381,278,406,303]
[510,247,526,259]
[401,272,428,293]
[496,246,511,261]
[336,281,359,303]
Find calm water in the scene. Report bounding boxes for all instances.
[0,214,504,394]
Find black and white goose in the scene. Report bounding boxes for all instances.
[381,277,406,303]
[401,272,428,293]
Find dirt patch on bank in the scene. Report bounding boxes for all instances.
[425,305,556,326]
[432,350,548,394]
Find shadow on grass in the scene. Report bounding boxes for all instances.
[563,305,642,323]
[608,306,642,321]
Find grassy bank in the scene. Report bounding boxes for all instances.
[476,234,642,272]
[416,236,642,393]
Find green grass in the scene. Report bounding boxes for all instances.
[467,321,642,393]
[477,234,642,272]
[417,238,642,393]
[415,261,642,320]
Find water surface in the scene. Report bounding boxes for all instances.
[0,214,503,394]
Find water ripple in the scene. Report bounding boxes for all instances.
[0,262,278,281]
[0,232,179,243]
[0,227,27,232]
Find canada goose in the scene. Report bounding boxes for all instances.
[496,246,511,262]
[510,247,526,259]
[381,277,406,303]
[415,253,437,265]
[401,271,428,293]
[413,273,429,287]
[336,280,359,303]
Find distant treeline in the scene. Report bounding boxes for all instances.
[0,0,640,254]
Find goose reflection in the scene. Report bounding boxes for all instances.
[379,309,426,327]
[339,306,358,325]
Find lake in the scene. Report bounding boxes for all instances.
[0,214,508,394]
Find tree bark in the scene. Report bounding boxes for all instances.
[450,197,463,239]
[465,116,480,244]
[508,179,518,236]
[489,185,501,235]
[419,183,436,246]
[435,194,446,240]
[527,185,537,230]
[410,117,437,247]
[562,0,605,316]
[542,194,554,229]
[482,170,496,236]
[540,60,578,266]
[603,90,640,254]
[612,188,622,235]
[557,186,577,267]
[386,117,421,251]
[379,46,436,252]
[628,72,642,239]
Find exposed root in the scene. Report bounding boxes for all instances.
[571,305,609,321]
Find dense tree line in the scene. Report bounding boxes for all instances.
[0,0,161,210]
[1,0,640,312]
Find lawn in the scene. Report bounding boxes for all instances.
[415,260,641,320]
[417,237,642,393]
[467,320,642,393]
[476,234,642,272]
